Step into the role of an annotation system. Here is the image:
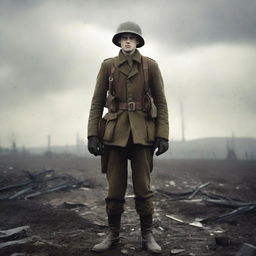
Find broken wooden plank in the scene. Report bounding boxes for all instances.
[0,226,30,240]
[9,187,34,200]
[0,237,33,249]
[201,191,246,203]
[204,199,255,208]
[166,215,204,228]
[201,204,256,224]
[25,184,69,199]
[188,182,211,199]
[157,182,211,201]
[0,181,32,192]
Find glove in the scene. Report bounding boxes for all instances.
[154,137,169,156]
[88,136,104,156]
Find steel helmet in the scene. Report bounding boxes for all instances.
[112,21,145,48]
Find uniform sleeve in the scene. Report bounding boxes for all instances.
[150,61,169,140]
[87,61,109,138]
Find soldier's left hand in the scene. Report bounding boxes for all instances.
[154,137,169,156]
[88,136,104,156]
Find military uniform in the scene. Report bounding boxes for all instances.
[87,21,169,254]
[88,49,169,216]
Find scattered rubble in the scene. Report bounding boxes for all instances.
[0,155,255,255]
[0,169,93,200]
[159,182,256,224]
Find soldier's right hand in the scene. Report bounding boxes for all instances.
[88,136,104,156]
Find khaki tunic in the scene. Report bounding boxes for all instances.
[87,49,169,147]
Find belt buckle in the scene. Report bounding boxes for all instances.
[128,102,136,111]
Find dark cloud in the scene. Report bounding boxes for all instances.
[64,0,256,48]
[2,0,255,47]
[0,0,255,146]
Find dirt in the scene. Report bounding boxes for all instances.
[0,154,255,256]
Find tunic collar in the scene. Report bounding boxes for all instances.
[117,49,142,67]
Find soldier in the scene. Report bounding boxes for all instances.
[87,21,169,254]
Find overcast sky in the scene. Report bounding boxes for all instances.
[0,0,256,147]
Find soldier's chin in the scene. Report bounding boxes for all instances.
[123,48,134,53]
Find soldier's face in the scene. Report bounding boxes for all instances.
[119,33,139,53]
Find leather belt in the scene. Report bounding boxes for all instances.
[117,101,143,111]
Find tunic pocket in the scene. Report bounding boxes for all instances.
[103,112,118,142]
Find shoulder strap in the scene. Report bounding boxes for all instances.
[108,57,118,95]
[142,56,149,93]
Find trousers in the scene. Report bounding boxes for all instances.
[104,139,154,216]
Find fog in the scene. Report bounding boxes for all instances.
[0,0,255,147]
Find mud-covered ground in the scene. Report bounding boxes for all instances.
[0,154,255,256]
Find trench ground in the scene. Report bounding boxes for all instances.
[0,154,255,256]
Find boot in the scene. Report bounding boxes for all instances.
[140,215,162,254]
[91,214,121,252]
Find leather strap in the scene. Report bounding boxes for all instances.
[109,57,118,96]
[117,101,143,111]
[142,56,149,93]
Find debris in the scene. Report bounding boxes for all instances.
[166,215,184,223]
[188,221,204,228]
[188,182,211,199]
[201,191,245,202]
[9,187,34,200]
[0,237,33,249]
[166,215,205,228]
[157,182,210,200]
[0,181,32,192]
[0,226,30,241]
[182,199,203,203]
[201,204,256,224]
[236,243,256,256]
[62,201,88,209]
[170,248,186,254]
[204,199,254,208]
[25,184,70,199]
